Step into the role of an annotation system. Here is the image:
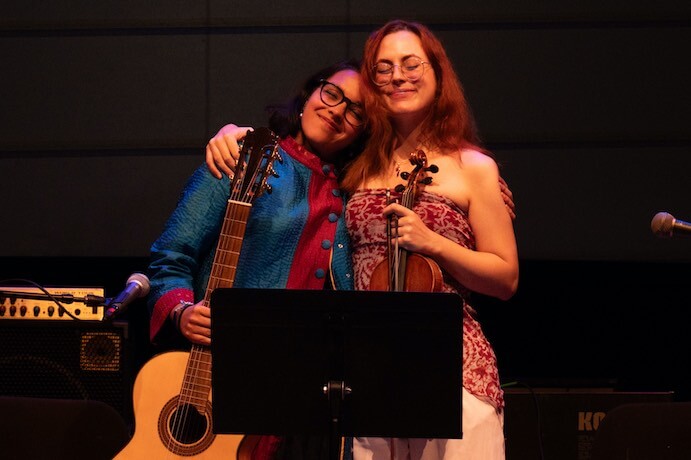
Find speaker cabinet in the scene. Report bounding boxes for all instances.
[0,320,133,427]
[504,388,674,460]
[591,402,691,460]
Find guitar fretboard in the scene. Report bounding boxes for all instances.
[203,201,251,306]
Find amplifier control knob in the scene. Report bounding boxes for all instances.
[33,306,41,317]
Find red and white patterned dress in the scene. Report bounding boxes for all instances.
[346,188,504,410]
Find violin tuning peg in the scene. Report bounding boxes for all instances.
[420,177,433,185]
[400,172,410,180]
[394,184,406,193]
[426,164,439,173]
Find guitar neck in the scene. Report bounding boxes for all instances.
[186,199,252,412]
[203,200,252,305]
[183,127,279,412]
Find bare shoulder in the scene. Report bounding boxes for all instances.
[459,148,499,179]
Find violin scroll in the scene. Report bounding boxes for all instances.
[398,150,438,187]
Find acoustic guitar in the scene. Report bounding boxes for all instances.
[115,127,281,459]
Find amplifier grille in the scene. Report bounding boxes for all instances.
[0,320,132,426]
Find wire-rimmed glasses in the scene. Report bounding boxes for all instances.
[371,56,429,86]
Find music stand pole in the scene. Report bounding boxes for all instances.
[324,380,351,460]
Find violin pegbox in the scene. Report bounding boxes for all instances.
[396,149,438,192]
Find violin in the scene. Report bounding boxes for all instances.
[369,149,444,292]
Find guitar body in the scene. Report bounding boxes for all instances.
[115,351,248,459]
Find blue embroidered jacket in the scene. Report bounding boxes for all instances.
[148,137,354,342]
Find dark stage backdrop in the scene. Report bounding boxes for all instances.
[1,0,690,408]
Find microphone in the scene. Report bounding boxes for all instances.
[104,273,150,320]
[651,212,691,238]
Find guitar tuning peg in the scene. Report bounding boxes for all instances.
[265,184,273,194]
[425,164,439,173]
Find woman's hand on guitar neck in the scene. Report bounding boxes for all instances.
[179,301,212,346]
[205,123,254,180]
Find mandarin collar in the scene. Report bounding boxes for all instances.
[279,136,338,178]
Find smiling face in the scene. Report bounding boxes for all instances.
[374,30,437,126]
[296,69,364,162]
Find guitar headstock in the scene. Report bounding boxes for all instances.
[230,127,282,204]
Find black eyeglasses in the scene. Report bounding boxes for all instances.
[371,56,429,86]
[318,80,365,127]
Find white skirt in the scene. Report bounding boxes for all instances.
[352,388,505,460]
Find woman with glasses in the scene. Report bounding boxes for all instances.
[146,60,367,459]
[338,20,518,459]
[204,21,518,459]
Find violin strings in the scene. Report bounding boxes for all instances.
[393,215,400,291]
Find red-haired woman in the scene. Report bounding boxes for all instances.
[340,20,518,459]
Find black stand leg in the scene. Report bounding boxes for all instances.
[326,380,351,460]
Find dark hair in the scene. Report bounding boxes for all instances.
[266,59,368,170]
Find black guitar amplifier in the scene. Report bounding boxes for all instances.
[0,320,133,427]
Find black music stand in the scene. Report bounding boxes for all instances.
[210,288,463,460]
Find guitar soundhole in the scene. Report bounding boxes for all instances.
[170,403,208,443]
[158,397,216,455]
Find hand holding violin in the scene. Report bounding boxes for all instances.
[382,202,440,255]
